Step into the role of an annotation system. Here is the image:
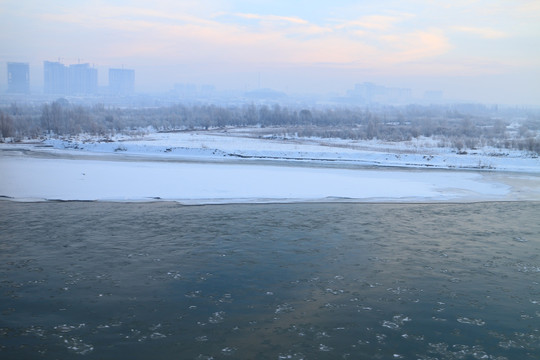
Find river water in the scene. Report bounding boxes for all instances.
[1,201,539,359]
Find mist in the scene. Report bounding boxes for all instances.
[1,1,539,106]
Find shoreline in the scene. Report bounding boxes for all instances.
[2,142,539,175]
[2,144,539,204]
[2,130,539,204]
[2,196,540,206]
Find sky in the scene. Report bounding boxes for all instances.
[1,0,539,104]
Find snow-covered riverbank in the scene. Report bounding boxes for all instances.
[43,128,540,172]
[1,129,539,203]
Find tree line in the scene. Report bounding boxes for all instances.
[1,100,539,154]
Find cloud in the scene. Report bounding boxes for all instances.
[10,2,512,80]
[335,15,404,31]
[453,26,508,39]
[379,29,452,63]
[231,12,309,25]
[31,4,453,71]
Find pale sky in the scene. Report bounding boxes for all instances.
[1,0,539,104]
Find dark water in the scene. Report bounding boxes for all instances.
[1,201,539,360]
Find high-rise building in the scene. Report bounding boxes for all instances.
[44,61,68,94]
[44,61,98,95]
[7,62,30,93]
[109,68,135,95]
[69,63,97,95]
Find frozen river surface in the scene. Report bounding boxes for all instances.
[1,201,539,359]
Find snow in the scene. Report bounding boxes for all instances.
[1,129,539,203]
[42,129,540,173]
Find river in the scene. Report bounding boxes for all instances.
[1,201,539,359]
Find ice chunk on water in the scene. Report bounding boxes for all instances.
[54,323,86,333]
[150,332,166,339]
[167,271,182,279]
[318,343,332,352]
[221,347,237,356]
[185,290,202,298]
[393,314,412,323]
[376,333,387,343]
[275,303,294,314]
[383,314,411,329]
[382,321,400,330]
[63,336,93,355]
[22,325,45,337]
[196,355,214,360]
[278,353,305,360]
[457,317,485,326]
[209,311,225,324]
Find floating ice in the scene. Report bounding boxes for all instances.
[209,311,225,324]
[167,271,182,279]
[457,317,486,326]
[54,323,86,333]
[384,314,412,329]
[63,336,94,355]
[185,290,202,298]
[516,264,540,273]
[275,303,294,314]
[318,343,332,352]
[22,325,46,337]
[196,355,214,360]
[316,331,330,338]
[278,353,305,360]
[221,347,237,356]
[325,288,344,295]
[382,321,400,330]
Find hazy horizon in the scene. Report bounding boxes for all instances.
[1,0,540,105]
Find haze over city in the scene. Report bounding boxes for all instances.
[1,0,540,105]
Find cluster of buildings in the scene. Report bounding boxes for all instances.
[6,61,135,96]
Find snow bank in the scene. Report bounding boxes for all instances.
[1,130,538,203]
[41,130,540,173]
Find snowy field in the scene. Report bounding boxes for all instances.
[1,128,539,203]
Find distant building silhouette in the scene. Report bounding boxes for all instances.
[7,62,30,94]
[44,61,68,94]
[109,68,135,95]
[44,61,97,95]
[69,63,97,95]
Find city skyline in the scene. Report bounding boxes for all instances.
[3,60,136,96]
[1,1,539,104]
[4,60,433,104]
